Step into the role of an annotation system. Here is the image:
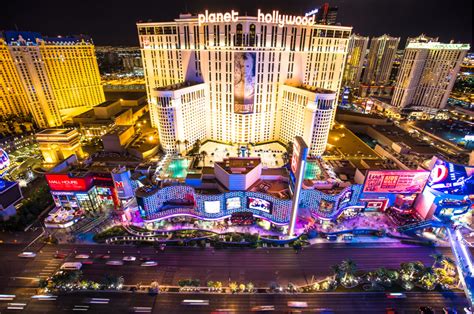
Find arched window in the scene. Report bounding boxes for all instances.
[249,24,256,47]
[235,24,243,46]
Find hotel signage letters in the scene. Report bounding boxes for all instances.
[198,9,316,28]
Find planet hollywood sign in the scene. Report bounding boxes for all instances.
[198,9,316,28]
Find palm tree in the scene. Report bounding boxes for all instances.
[430,253,444,268]
[183,139,190,152]
[331,264,343,281]
[341,259,357,282]
[175,139,182,153]
[200,150,208,166]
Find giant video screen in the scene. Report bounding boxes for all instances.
[247,197,272,214]
[363,170,430,194]
[234,52,255,114]
[226,197,241,210]
[427,159,474,196]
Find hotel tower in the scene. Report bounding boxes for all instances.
[138,11,352,155]
[0,31,104,128]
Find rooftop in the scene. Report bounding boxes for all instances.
[215,157,261,175]
[154,81,202,91]
[95,100,118,108]
[36,129,77,136]
[105,91,147,101]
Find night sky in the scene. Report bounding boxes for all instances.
[2,0,472,47]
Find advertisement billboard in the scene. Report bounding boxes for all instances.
[0,148,10,171]
[427,159,474,196]
[337,189,352,208]
[204,201,221,214]
[234,52,255,114]
[247,197,272,214]
[226,197,241,210]
[45,174,93,192]
[363,170,430,194]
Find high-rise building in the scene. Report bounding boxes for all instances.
[362,35,400,85]
[405,34,439,47]
[138,11,351,155]
[391,42,469,111]
[343,34,368,87]
[0,31,104,128]
[316,3,338,25]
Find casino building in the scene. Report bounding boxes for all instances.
[137,11,351,155]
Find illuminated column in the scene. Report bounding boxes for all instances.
[288,136,309,236]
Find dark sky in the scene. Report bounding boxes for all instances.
[2,0,472,47]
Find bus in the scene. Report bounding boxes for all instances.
[60,262,82,270]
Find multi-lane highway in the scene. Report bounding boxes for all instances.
[0,242,471,313]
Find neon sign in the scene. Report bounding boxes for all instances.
[198,10,239,26]
[198,10,316,28]
[305,8,319,17]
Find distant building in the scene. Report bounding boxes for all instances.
[391,42,469,111]
[362,35,400,85]
[405,34,439,47]
[0,179,23,221]
[0,31,105,128]
[36,129,83,164]
[316,3,338,25]
[343,34,369,87]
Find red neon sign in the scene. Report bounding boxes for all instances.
[45,174,93,191]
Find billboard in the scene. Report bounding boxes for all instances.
[247,197,272,214]
[226,197,241,210]
[45,174,93,192]
[0,148,10,171]
[363,170,430,194]
[427,159,474,196]
[204,201,221,214]
[234,52,255,114]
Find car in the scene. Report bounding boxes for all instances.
[106,260,123,266]
[18,252,36,258]
[181,299,209,306]
[251,305,275,312]
[287,301,307,308]
[53,253,67,259]
[419,306,435,314]
[326,235,337,241]
[123,256,136,262]
[141,261,158,267]
[386,308,397,314]
[75,254,90,259]
[60,262,82,270]
[442,308,457,314]
[82,260,94,265]
[386,293,406,299]
[101,255,111,259]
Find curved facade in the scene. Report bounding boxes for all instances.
[137,12,351,153]
[135,184,363,224]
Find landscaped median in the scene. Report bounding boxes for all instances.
[94,225,310,250]
[39,255,461,296]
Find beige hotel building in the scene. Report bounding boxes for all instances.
[137,11,352,155]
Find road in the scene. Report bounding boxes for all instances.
[0,242,471,312]
[1,290,470,313]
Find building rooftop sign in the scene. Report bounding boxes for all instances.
[406,42,470,50]
[198,9,316,28]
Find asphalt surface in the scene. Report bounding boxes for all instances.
[0,242,471,313]
[1,290,470,313]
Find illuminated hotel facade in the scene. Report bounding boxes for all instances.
[342,34,368,87]
[0,31,104,128]
[137,11,351,154]
[362,34,400,85]
[391,42,469,111]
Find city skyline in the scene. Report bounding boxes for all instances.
[2,0,473,47]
